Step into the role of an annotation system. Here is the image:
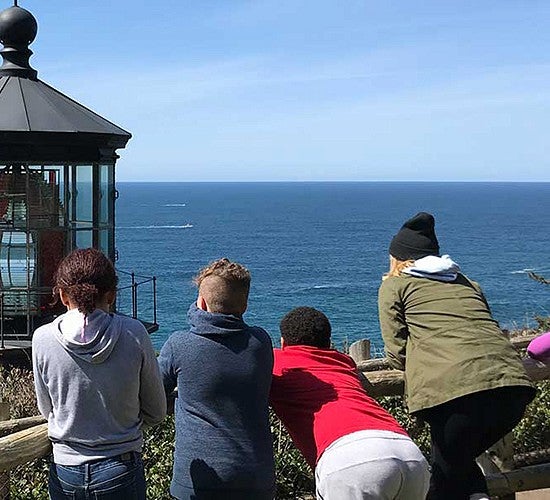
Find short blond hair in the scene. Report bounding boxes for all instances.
[382,255,415,281]
[194,258,251,315]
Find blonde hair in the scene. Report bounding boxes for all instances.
[194,258,251,315]
[382,255,415,281]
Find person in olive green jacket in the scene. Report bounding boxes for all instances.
[378,212,535,500]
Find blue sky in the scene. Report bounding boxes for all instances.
[16,1,550,181]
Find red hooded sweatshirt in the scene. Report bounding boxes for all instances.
[270,345,407,468]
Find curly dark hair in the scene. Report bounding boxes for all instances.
[280,307,332,348]
[54,248,118,315]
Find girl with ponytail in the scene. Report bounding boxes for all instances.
[32,248,166,500]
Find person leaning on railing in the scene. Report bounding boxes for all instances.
[270,306,430,500]
[32,248,166,500]
[378,212,535,500]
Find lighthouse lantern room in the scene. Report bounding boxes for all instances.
[0,4,132,347]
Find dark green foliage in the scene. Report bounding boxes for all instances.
[535,316,550,332]
[513,380,550,454]
[0,366,38,418]
[7,459,49,500]
[271,412,314,499]
[378,395,432,458]
[143,416,175,499]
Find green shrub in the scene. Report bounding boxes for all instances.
[513,380,550,454]
[143,416,175,499]
[271,412,314,498]
[7,459,49,500]
[378,395,432,458]
[534,316,550,332]
[0,365,38,419]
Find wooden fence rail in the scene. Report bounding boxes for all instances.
[486,463,550,497]
[0,415,45,438]
[357,356,550,398]
[0,423,50,473]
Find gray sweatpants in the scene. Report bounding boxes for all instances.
[315,430,430,500]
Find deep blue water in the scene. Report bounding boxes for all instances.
[115,182,550,352]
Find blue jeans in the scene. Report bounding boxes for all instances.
[49,452,146,500]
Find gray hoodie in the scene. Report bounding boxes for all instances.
[32,309,166,465]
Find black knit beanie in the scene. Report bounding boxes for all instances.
[389,212,440,261]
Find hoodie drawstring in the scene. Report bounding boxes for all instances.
[81,314,88,343]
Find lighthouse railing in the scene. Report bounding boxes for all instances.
[116,268,158,333]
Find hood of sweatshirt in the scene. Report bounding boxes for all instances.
[53,309,120,364]
[187,303,247,336]
[403,254,460,282]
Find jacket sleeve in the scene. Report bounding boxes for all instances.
[378,280,409,371]
[157,336,179,395]
[139,332,167,427]
[31,336,53,419]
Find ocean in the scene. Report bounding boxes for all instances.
[115,182,550,352]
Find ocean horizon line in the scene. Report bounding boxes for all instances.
[116,179,550,184]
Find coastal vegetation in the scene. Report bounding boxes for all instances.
[1,320,549,499]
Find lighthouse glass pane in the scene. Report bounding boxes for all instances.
[99,229,111,256]
[0,231,37,315]
[75,166,93,223]
[20,166,69,291]
[30,166,66,226]
[67,165,74,223]
[99,165,113,225]
[0,232,33,287]
[58,166,65,224]
[76,229,92,248]
[44,166,64,225]
[39,228,66,288]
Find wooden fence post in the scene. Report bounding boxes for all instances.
[0,402,10,500]
[349,339,371,363]
[487,433,516,500]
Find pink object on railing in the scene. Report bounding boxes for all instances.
[527,332,550,362]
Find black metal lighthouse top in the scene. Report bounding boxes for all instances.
[0,4,131,163]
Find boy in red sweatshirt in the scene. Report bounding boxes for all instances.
[270,307,429,500]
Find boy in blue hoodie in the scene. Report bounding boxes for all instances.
[158,258,275,500]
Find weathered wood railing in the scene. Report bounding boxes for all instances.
[0,332,547,498]
[357,352,550,398]
[354,333,550,396]
[350,333,550,498]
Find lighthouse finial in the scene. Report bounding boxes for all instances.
[0,2,38,79]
